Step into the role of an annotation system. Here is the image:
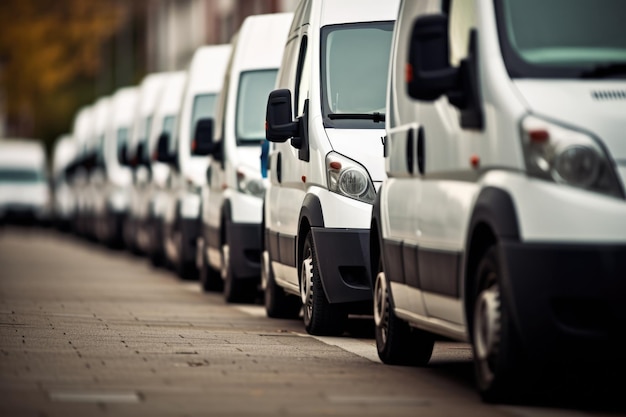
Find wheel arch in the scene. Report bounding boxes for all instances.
[296,194,324,285]
[464,187,520,334]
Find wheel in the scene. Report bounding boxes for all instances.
[221,220,255,303]
[198,237,222,292]
[471,246,527,403]
[373,247,434,365]
[264,247,300,319]
[175,217,197,281]
[300,231,347,336]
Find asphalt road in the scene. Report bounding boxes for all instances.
[0,226,623,417]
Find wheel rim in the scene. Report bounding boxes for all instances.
[373,271,389,346]
[473,276,501,382]
[221,243,230,281]
[300,247,313,322]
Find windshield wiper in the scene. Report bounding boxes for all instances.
[327,112,385,123]
[581,63,626,79]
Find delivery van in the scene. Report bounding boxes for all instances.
[0,139,50,225]
[370,0,626,403]
[159,44,231,279]
[194,12,293,302]
[263,0,399,335]
[146,71,187,266]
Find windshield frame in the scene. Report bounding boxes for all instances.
[320,21,394,129]
[494,0,626,79]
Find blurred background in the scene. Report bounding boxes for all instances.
[0,0,297,158]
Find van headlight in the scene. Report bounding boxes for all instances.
[236,168,266,199]
[326,152,376,204]
[521,115,623,198]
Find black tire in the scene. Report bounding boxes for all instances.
[221,219,255,303]
[175,217,197,281]
[264,247,300,319]
[471,246,527,403]
[199,237,222,292]
[373,248,434,365]
[300,231,347,336]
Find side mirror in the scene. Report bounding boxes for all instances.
[119,143,128,165]
[136,142,147,166]
[192,118,214,156]
[265,89,299,142]
[156,132,175,164]
[407,14,458,101]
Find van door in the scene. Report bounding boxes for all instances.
[271,29,311,288]
[417,0,481,326]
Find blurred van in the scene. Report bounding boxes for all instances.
[158,44,231,279]
[126,72,169,253]
[370,0,626,403]
[146,71,187,266]
[99,86,138,247]
[0,139,50,224]
[194,12,293,301]
[263,0,399,335]
[68,105,94,236]
[90,96,112,242]
[51,133,77,230]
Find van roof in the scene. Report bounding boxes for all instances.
[186,44,232,94]
[319,0,399,26]
[232,13,294,71]
[0,139,46,168]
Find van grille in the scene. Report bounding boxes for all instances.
[591,90,626,101]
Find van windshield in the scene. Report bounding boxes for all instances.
[0,168,44,183]
[321,21,394,128]
[496,0,626,78]
[190,94,217,146]
[236,69,278,145]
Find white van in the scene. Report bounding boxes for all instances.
[0,139,50,224]
[99,86,138,247]
[263,0,399,335]
[193,12,293,302]
[51,133,77,230]
[145,71,187,266]
[371,0,626,403]
[67,105,93,235]
[126,72,169,254]
[158,44,231,279]
[90,96,112,242]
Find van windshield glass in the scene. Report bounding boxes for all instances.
[496,0,626,78]
[236,69,278,145]
[0,168,44,183]
[321,21,394,128]
[190,94,217,146]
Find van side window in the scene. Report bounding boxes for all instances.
[295,36,310,117]
[449,0,477,66]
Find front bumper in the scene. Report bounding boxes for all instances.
[501,240,626,363]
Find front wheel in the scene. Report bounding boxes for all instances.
[373,249,433,365]
[221,220,255,303]
[472,246,527,403]
[300,231,347,336]
[198,237,222,292]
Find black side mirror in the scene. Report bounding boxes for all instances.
[192,118,214,156]
[136,142,147,166]
[265,89,299,142]
[118,143,128,165]
[156,132,175,164]
[407,14,458,101]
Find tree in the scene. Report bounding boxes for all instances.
[0,0,128,150]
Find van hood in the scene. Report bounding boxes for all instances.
[324,128,387,182]
[235,146,264,179]
[512,80,626,160]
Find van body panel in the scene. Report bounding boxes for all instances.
[376,0,626,395]
[202,13,293,288]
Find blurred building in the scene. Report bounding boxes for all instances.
[145,0,298,73]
